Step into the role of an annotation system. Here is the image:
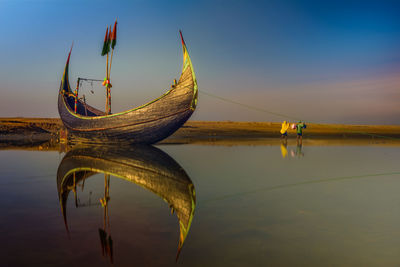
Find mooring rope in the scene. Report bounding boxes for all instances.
[67,78,399,140]
[199,90,399,140]
[200,90,301,121]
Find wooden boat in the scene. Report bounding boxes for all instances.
[57,145,196,259]
[58,31,198,144]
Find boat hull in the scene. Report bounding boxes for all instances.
[58,88,195,144]
[58,32,197,144]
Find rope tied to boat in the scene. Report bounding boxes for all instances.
[198,89,400,140]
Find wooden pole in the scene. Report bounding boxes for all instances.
[109,49,114,78]
[108,48,114,114]
[105,52,109,114]
[108,87,111,114]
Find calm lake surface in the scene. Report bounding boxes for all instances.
[1,143,400,266]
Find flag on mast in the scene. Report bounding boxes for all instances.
[101,26,110,56]
[111,19,117,49]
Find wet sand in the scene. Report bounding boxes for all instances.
[164,121,400,144]
[0,118,399,148]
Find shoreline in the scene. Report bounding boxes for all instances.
[0,118,399,148]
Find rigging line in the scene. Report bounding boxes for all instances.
[199,90,399,141]
[199,171,400,206]
[200,90,301,121]
[78,77,103,82]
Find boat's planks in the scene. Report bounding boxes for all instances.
[58,32,197,144]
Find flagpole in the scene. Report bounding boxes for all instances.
[108,49,113,114]
[101,21,116,115]
[109,49,114,80]
[102,26,110,115]
[107,24,111,80]
[108,19,117,114]
[107,24,113,114]
[106,51,109,114]
[108,24,112,114]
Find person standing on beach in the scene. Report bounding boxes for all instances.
[296,121,306,145]
[280,121,290,142]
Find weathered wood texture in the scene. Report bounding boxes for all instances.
[58,41,197,144]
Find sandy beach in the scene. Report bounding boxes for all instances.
[0,117,399,148]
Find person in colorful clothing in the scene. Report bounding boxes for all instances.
[280,121,290,142]
[296,121,306,145]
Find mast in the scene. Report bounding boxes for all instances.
[106,52,109,114]
[101,26,111,114]
[108,19,117,114]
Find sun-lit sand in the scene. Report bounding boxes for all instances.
[0,118,399,148]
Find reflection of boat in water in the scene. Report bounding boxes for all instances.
[57,145,196,261]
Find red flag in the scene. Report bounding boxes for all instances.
[111,19,117,49]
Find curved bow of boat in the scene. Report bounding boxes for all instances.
[179,30,198,109]
[60,46,73,95]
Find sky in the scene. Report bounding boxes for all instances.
[0,0,399,125]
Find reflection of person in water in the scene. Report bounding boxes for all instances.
[290,144,304,158]
[280,142,288,158]
[295,144,304,157]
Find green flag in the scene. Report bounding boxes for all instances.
[101,26,110,56]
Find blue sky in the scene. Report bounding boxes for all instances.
[0,0,399,124]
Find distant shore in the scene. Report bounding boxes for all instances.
[0,117,399,147]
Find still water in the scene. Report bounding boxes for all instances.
[1,143,400,266]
